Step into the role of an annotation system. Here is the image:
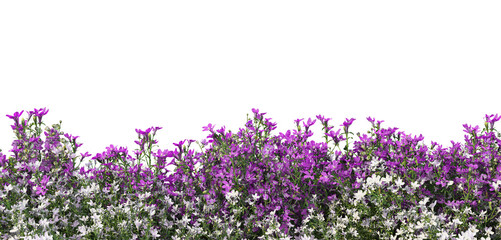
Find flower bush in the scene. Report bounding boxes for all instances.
[0,107,501,239]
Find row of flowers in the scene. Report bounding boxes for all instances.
[0,108,500,239]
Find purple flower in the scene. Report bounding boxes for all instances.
[28,107,49,124]
[341,117,356,132]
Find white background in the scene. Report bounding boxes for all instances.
[1,1,500,176]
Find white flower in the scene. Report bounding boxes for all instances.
[4,183,13,193]
[352,210,360,221]
[415,220,425,230]
[381,174,393,185]
[419,197,429,207]
[225,189,240,204]
[452,218,463,226]
[226,227,234,236]
[91,212,101,223]
[17,198,29,211]
[394,177,405,188]
[431,159,441,168]
[134,218,142,230]
[194,163,203,172]
[139,192,151,201]
[78,225,88,235]
[369,157,381,169]
[149,209,156,217]
[14,162,23,170]
[252,192,260,201]
[25,232,53,240]
[485,227,494,235]
[366,174,382,188]
[492,180,501,191]
[39,218,50,230]
[462,206,473,215]
[299,234,316,240]
[308,207,315,215]
[9,225,19,234]
[150,227,161,239]
[354,190,366,204]
[438,230,450,240]
[312,194,317,201]
[457,228,477,240]
[348,227,358,237]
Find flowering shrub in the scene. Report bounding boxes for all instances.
[0,107,500,239]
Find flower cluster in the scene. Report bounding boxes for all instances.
[0,107,500,240]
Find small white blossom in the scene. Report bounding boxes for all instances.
[150,227,160,239]
[354,190,366,204]
[457,228,477,240]
[225,189,240,205]
[381,174,392,185]
[492,180,501,191]
[4,183,14,193]
[394,177,405,188]
[411,180,422,189]
[485,227,494,235]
